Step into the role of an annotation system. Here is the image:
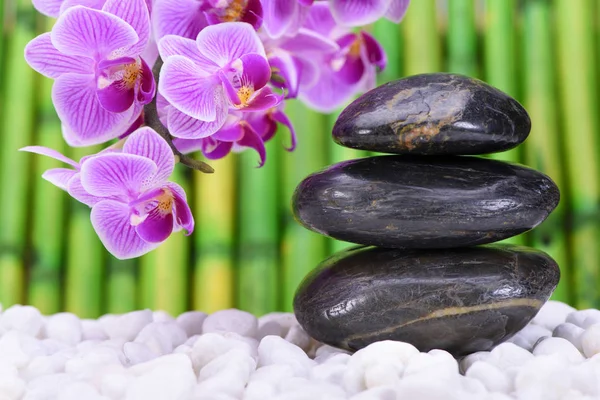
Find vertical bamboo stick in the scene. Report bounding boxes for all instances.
[281,101,328,311]
[373,18,404,83]
[65,146,104,318]
[555,0,600,308]
[139,167,190,316]
[402,0,441,75]
[236,141,280,315]
[192,157,236,313]
[106,258,137,313]
[447,0,478,77]
[0,0,37,307]
[522,0,570,304]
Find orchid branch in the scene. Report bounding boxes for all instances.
[144,57,215,174]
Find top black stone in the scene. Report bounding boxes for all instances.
[332,73,531,155]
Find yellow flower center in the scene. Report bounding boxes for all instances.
[122,62,142,89]
[236,85,254,108]
[155,189,174,215]
[349,37,363,58]
[222,0,246,22]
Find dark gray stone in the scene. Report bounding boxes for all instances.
[293,244,560,356]
[332,73,531,155]
[292,155,559,249]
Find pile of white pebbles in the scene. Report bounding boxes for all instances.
[2,301,600,399]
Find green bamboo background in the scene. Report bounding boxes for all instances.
[1,0,599,317]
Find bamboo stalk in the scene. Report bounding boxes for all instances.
[373,18,403,83]
[192,156,235,313]
[401,0,441,75]
[106,258,137,313]
[27,16,65,314]
[555,0,600,308]
[139,166,190,316]
[447,0,478,77]
[65,146,104,318]
[281,100,328,312]
[236,140,280,315]
[0,0,37,307]
[522,0,570,304]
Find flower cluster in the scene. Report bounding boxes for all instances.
[23,0,410,259]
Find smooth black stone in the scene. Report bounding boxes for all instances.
[293,245,560,357]
[292,155,559,249]
[332,73,531,155]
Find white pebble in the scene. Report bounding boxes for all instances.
[258,336,315,377]
[465,361,510,393]
[507,324,552,351]
[101,310,153,341]
[153,310,175,323]
[191,332,257,373]
[203,309,258,338]
[532,300,576,331]
[581,323,600,358]
[0,331,44,368]
[81,319,108,341]
[553,323,585,352]
[533,337,584,363]
[123,342,158,365]
[100,371,134,399]
[285,325,313,352]
[57,382,106,400]
[348,386,397,400]
[125,357,196,400]
[244,381,275,400]
[0,364,25,399]
[176,311,207,337]
[134,321,187,355]
[488,342,534,370]
[0,305,43,336]
[567,309,600,329]
[44,313,82,345]
[258,313,298,337]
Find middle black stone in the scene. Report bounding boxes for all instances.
[292,155,559,249]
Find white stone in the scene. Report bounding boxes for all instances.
[256,320,283,341]
[57,382,107,400]
[243,381,276,400]
[125,358,196,400]
[203,309,258,338]
[123,342,158,365]
[134,321,187,355]
[581,324,600,358]
[284,325,313,352]
[0,331,44,368]
[101,310,152,341]
[553,322,585,352]
[258,313,298,337]
[64,346,122,380]
[81,319,108,341]
[0,305,43,336]
[567,309,600,329]
[199,349,257,381]
[176,311,207,337]
[24,373,74,400]
[128,353,192,376]
[257,335,315,377]
[459,351,491,373]
[514,355,571,399]
[100,371,134,399]
[0,364,25,399]
[44,313,82,346]
[190,332,257,373]
[465,361,510,393]
[507,323,552,351]
[309,362,347,386]
[23,354,69,380]
[153,310,175,323]
[488,342,534,370]
[249,364,295,384]
[533,337,585,363]
[395,376,462,400]
[348,386,397,400]
[532,300,576,331]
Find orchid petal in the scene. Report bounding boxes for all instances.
[272,109,297,151]
[299,66,356,113]
[59,0,105,13]
[41,168,78,190]
[336,54,365,85]
[123,127,174,184]
[166,100,228,139]
[237,123,266,167]
[153,0,207,40]
[196,22,266,67]
[158,35,217,72]
[212,123,244,142]
[135,202,174,243]
[361,31,387,70]
[91,199,160,259]
[262,0,297,39]
[166,182,194,234]
[303,2,338,38]
[202,139,233,160]
[242,87,283,112]
[137,57,156,104]
[32,0,64,17]
[97,80,135,113]
[385,0,410,22]
[103,0,150,55]
[67,174,105,206]
[25,33,94,79]
[239,53,271,91]
[279,29,339,54]
[53,73,133,146]
[51,6,139,60]
[80,153,157,199]
[269,53,302,98]
[159,55,221,122]
[172,138,203,154]
[298,0,314,5]
[19,145,80,168]
[242,0,264,29]
[330,0,392,26]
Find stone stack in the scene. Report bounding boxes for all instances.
[291,73,561,357]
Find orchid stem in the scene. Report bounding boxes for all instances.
[144,57,214,174]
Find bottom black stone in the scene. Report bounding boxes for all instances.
[293,244,560,357]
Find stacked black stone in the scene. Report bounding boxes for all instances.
[291,73,561,357]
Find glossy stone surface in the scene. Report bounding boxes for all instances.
[292,155,559,249]
[332,73,531,155]
[293,245,560,356]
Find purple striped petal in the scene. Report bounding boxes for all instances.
[41,168,78,190]
[19,145,80,168]
[172,138,203,154]
[272,109,297,151]
[166,101,228,139]
[196,22,266,67]
[243,87,282,112]
[91,199,159,259]
[242,0,263,29]
[159,55,221,121]
[268,53,301,98]
[67,174,106,206]
[212,123,244,142]
[103,0,150,55]
[202,138,233,160]
[152,0,207,40]
[51,6,138,60]
[166,182,194,234]
[279,29,339,54]
[123,127,174,184]
[361,31,387,70]
[299,66,356,113]
[53,73,133,146]
[240,53,271,90]
[330,0,391,26]
[303,2,337,38]
[385,0,410,22]
[80,153,157,199]
[25,33,94,79]
[60,0,105,13]
[336,54,365,85]
[134,197,174,243]
[97,78,136,113]
[262,0,297,39]
[237,124,266,167]
[157,35,217,72]
[137,57,155,105]
[32,0,64,17]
